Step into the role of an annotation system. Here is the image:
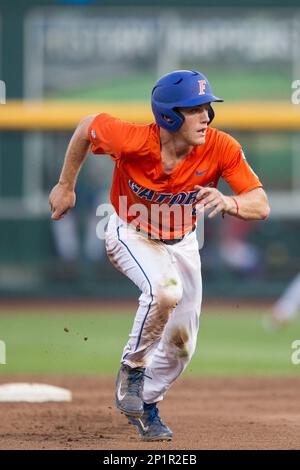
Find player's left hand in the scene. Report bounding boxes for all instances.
[194,185,235,218]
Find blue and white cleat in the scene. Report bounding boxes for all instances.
[115,364,145,417]
[128,402,173,441]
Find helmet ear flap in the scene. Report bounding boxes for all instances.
[208,105,215,124]
[158,107,184,132]
[172,108,184,127]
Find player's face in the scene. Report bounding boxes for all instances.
[176,104,210,146]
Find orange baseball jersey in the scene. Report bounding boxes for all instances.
[88,113,262,239]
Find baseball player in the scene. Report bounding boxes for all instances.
[49,70,270,441]
[268,272,300,328]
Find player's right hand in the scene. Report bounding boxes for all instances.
[49,182,76,220]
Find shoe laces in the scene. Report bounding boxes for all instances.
[127,367,145,396]
[144,403,163,426]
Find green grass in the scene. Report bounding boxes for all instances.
[49,72,157,101]
[0,307,300,376]
[50,66,290,102]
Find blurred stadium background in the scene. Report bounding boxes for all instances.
[1,0,300,378]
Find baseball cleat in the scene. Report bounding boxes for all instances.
[115,364,145,417]
[262,312,290,331]
[128,402,173,441]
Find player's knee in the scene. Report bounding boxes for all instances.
[154,279,183,314]
[167,326,196,362]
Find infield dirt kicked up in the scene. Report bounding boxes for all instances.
[0,376,299,450]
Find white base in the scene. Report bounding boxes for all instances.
[0,383,72,402]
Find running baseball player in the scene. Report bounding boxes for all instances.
[49,70,270,441]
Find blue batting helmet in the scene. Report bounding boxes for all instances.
[151,70,223,132]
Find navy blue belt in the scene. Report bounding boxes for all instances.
[160,225,196,245]
[136,225,196,245]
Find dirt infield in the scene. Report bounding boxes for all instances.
[0,376,299,450]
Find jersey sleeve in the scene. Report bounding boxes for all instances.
[220,133,263,194]
[88,113,150,161]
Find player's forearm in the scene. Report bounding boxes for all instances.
[58,117,93,190]
[58,132,90,190]
[226,188,270,220]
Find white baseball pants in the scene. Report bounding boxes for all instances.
[105,213,202,404]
